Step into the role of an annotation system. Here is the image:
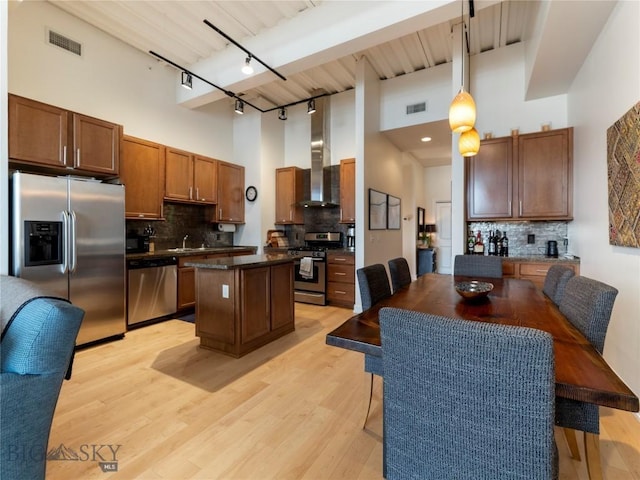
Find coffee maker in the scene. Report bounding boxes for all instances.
[346,225,355,250]
[546,240,559,258]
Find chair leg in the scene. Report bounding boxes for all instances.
[563,427,581,461]
[363,373,374,429]
[584,432,603,480]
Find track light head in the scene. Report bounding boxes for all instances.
[307,99,316,114]
[278,107,287,121]
[181,71,192,90]
[242,56,254,75]
[234,99,244,115]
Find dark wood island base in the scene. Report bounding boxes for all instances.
[186,254,295,358]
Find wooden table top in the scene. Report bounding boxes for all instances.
[326,273,639,413]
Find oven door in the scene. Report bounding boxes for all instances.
[293,258,326,293]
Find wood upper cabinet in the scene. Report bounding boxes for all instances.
[120,135,165,219]
[465,127,573,221]
[164,148,218,205]
[275,167,304,224]
[8,94,120,176]
[215,161,244,223]
[339,158,356,223]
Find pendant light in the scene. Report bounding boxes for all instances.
[459,127,480,157]
[449,0,476,133]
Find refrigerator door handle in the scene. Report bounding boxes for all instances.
[70,210,78,273]
[61,210,70,274]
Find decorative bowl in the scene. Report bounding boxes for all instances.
[455,281,494,301]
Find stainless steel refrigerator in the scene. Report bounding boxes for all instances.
[11,172,126,346]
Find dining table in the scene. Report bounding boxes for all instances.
[326,273,639,413]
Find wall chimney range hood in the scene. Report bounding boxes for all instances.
[298,95,339,208]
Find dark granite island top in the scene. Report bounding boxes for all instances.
[185,253,293,270]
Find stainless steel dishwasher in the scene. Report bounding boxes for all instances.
[127,256,178,327]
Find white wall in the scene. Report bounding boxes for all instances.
[1,2,8,275]
[567,0,640,404]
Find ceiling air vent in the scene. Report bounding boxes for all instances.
[406,102,427,115]
[48,29,82,56]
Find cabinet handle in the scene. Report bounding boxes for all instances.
[189,187,193,200]
[335,290,347,295]
[196,187,200,200]
[62,146,67,165]
[335,272,346,276]
[138,214,144,218]
[334,257,346,262]
[519,201,522,216]
[219,207,222,219]
[76,148,80,165]
[508,201,512,215]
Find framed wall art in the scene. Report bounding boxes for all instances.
[387,195,401,230]
[369,189,387,230]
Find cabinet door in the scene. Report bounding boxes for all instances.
[517,128,573,219]
[193,156,217,204]
[178,267,196,310]
[466,137,514,220]
[240,267,270,344]
[217,162,245,223]
[8,94,68,167]
[120,135,165,219]
[275,167,304,224]
[165,148,194,201]
[270,262,294,330]
[339,158,356,223]
[72,113,121,175]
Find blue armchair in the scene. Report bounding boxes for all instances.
[1,275,84,480]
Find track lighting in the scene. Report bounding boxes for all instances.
[241,56,254,75]
[181,71,192,90]
[234,99,244,115]
[278,107,287,121]
[307,99,316,114]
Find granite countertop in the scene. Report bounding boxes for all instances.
[501,254,580,264]
[126,245,257,260]
[185,253,294,270]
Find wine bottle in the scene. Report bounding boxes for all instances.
[467,230,475,254]
[488,230,496,255]
[501,231,509,257]
[473,231,484,255]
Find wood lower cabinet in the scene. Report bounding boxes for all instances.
[502,259,579,288]
[120,135,165,219]
[214,161,244,223]
[195,259,295,357]
[275,167,304,224]
[339,158,356,223]
[327,251,355,308]
[9,94,121,176]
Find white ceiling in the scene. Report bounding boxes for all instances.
[45,0,614,167]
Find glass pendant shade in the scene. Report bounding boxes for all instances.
[449,88,476,133]
[459,127,480,157]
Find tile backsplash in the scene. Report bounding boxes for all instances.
[467,221,569,257]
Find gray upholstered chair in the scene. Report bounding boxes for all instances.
[380,307,557,479]
[453,254,503,278]
[356,264,391,427]
[388,257,412,293]
[542,265,575,305]
[555,275,618,473]
[1,275,85,480]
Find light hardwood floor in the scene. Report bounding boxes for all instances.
[47,304,640,479]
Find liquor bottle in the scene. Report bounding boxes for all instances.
[473,230,485,255]
[467,230,475,255]
[488,230,496,256]
[495,230,502,256]
[501,231,509,257]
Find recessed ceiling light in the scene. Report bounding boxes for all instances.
[421,136,432,142]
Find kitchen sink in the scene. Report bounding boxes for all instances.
[167,247,207,252]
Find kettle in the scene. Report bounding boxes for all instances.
[546,240,558,258]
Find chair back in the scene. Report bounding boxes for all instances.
[1,275,84,480]
[356,264,391,310]
[388,257,411,293]
[453,254,503,278]
[559,276,618,353]
[380,307,556,479]
[542,265,575,305]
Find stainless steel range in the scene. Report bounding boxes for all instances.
[288,232,342,305]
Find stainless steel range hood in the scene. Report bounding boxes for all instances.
[299,96,339,208]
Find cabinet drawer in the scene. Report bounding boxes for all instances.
[327,281,355,305]
[327,253,355,265]
[518,263,553,277]
[327,264,355,283]
[502,261,516,276]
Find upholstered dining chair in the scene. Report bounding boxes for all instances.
[356,264,392,427]
[388,257,412,293]
[555,275,618,474]
[380,307,557,480]
[542,265,575,306]
[1,275,85,480]
[453,254,503,278]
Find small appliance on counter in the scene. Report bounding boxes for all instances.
[126,231,150,254]
[346,225,355,250]
[546,240,559,258]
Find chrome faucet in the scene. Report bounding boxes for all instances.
[182,234,189,249]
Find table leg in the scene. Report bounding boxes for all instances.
[584,432,603,480]
[563,427,581,460]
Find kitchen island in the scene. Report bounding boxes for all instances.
[185,254,295,357]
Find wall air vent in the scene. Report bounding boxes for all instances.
[48,29,82,56]
[406,101,427,115]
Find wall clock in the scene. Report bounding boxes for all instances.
[245,186,258,202]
